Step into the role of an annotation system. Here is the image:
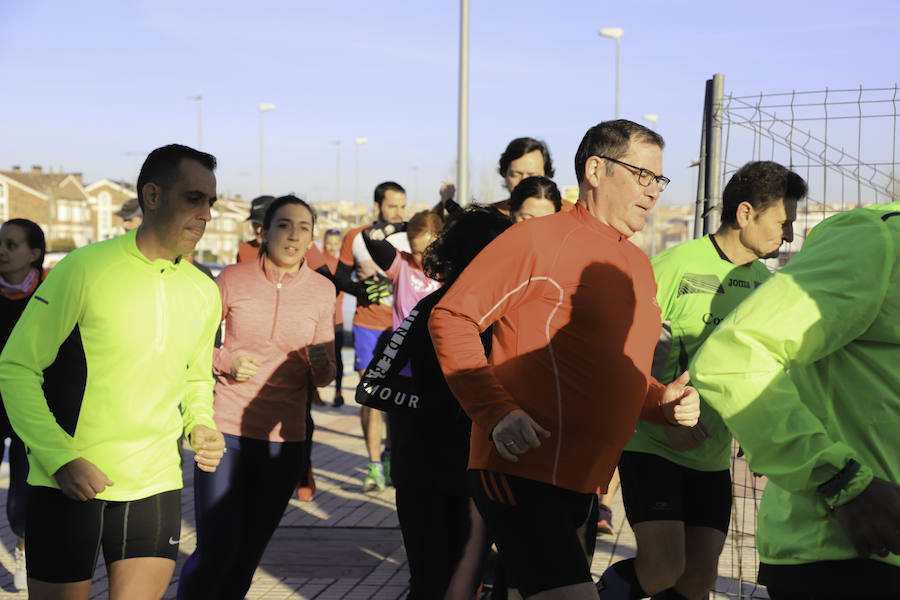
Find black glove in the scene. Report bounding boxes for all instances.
[352,274,393,306]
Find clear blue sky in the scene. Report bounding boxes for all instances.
[2,0,897,207]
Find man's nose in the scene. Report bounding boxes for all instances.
[783,224,794,243]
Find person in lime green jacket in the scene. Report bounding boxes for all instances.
[0,144,227,599]
[599,161,805,600]
[690,201,900,599]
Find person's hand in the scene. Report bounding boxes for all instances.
[53,458,113,501]
[362,275,393,305]
[190,425,226,473]
[230,355,260,381]
[491,409,551,462]
[306,343,329,369]
[440,182,456,204]
[660,371,701,427]
[663,421,711,451]
[833,477,900,558]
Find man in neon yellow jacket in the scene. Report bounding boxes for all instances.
[0,144,227,599]
[690,201,900,598]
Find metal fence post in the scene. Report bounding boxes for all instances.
[694,78,711,239]
[704,73,725,235]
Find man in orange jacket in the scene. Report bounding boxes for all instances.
[429,120,700,599]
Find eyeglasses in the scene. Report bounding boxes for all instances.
[598,156,670,191]
[324,229,341,236]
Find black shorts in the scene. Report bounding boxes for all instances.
[618,450,732,534]
[468,470,598,597]
[759,559,900,599]
[26,485,182,583]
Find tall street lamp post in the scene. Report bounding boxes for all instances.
[598,28,624,118]
[457,0,470,205]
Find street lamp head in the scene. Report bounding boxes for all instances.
[187,95,202,101]
[598,27,624,40]
[643,113,659,124]
[355,137,368,145]
[259,103,276,112]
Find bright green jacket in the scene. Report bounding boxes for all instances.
[0,229,221,501]
[626,235,771,471]
[691,202,900,566]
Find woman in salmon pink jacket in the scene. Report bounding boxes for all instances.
[178,195,336,600]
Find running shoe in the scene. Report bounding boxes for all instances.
[362,462,386,492]
[13,546,26,591]
[381,449,392,487]
[597,502,614,535]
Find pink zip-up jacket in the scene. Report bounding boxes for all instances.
[213,256,336,442]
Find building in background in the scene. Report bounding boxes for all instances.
[1,165,253,264]
[83,178,138,240]
[0,166,95,250]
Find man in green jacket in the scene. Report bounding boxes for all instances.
[690,201,900,598]
[0,144,226,599]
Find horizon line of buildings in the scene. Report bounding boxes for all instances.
[2,164,857,267]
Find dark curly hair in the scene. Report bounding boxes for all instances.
[423,206,512,284]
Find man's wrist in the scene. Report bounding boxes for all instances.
[818,460,873,511]
[185,417,216,440]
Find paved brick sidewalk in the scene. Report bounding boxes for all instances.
[0,353,768,598]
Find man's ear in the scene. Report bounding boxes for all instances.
[584,156,604,188]
[735,201,754,228]
[142,182,161,211]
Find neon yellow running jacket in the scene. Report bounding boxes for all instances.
[0,229,221,501]
[690,201,900,567]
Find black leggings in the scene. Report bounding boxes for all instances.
[177,435,305,600]
[334,326,344,396]
[395,485,489,599]
[300,385,315,486]
[469,470,598,597]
